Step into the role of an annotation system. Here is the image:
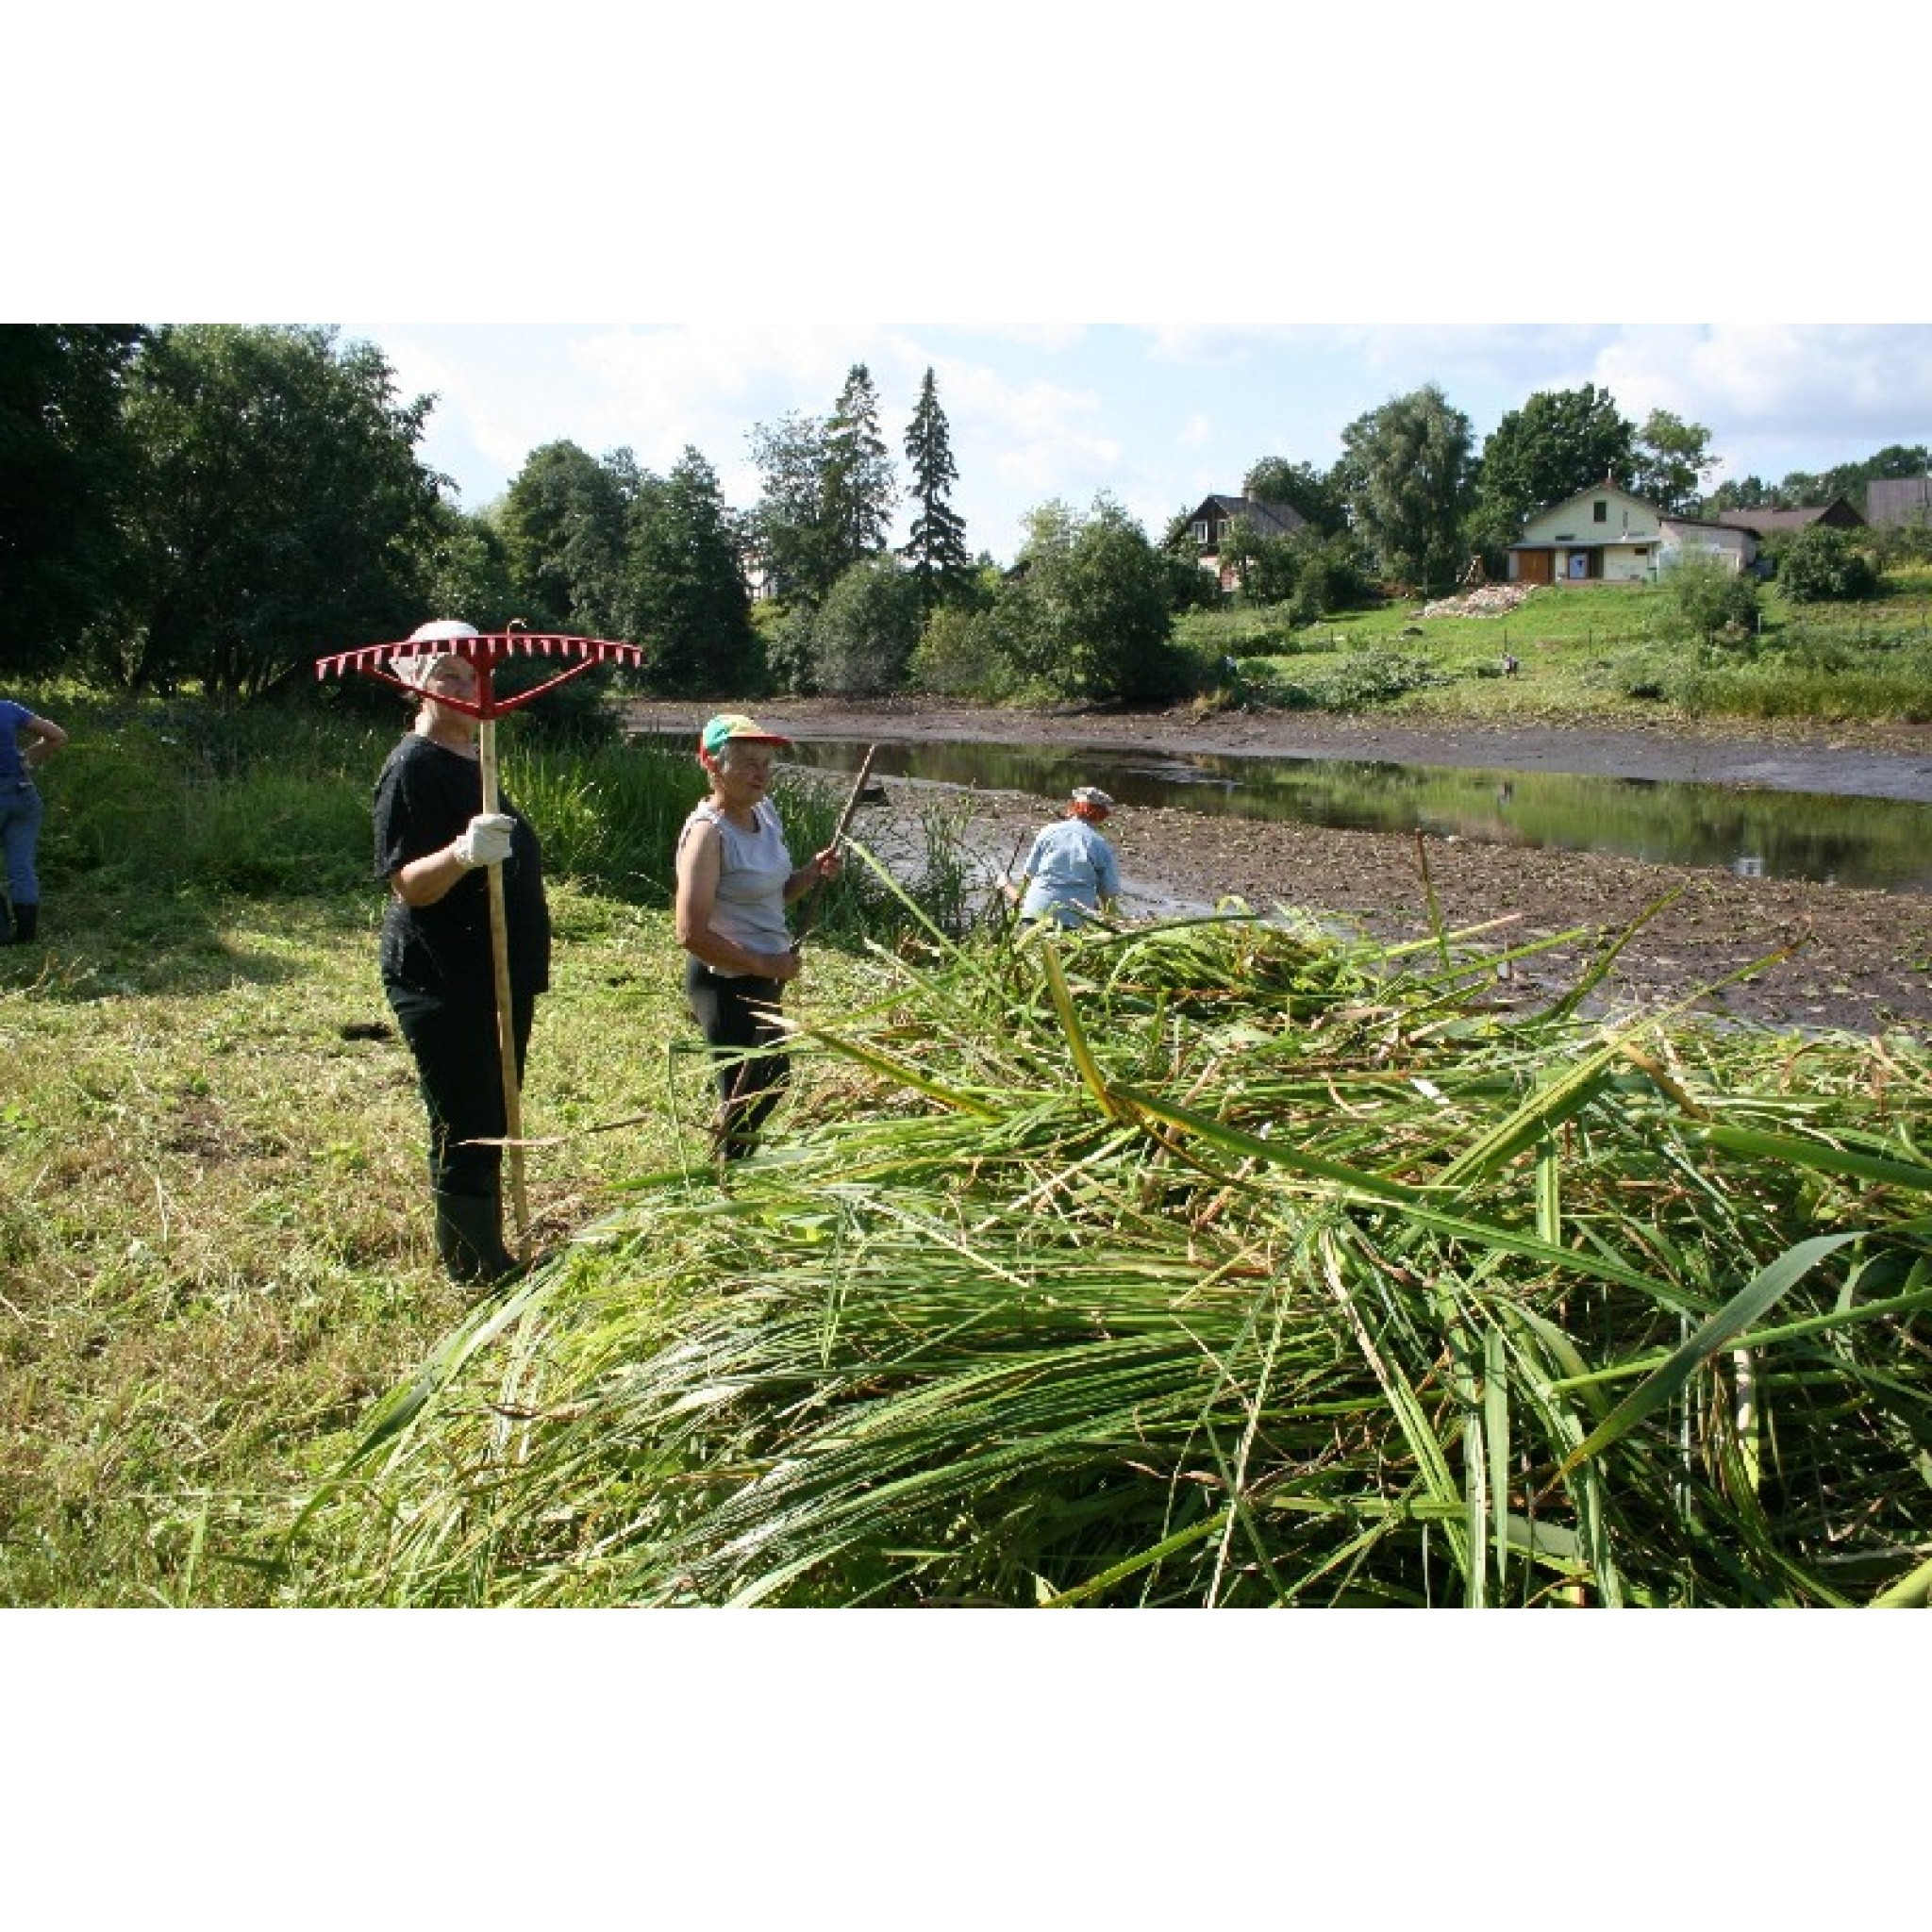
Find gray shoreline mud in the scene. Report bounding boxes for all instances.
[630,699,1932,1035]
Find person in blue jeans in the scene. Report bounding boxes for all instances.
[0,697,68,946]
[1013,786,1121,927]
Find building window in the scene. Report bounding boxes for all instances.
[1593,500,1608,523]
[1192,520,1209,544]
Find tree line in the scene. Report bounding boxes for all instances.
[4,326,1924,711]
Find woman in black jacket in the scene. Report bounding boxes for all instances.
[371,621,551,1284]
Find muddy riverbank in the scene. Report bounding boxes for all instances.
[632,698,1932,1035]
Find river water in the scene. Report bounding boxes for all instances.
[756,734,1932,897]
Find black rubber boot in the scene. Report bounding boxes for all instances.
[434,1190,520,1286]
[10,904,36,945]
[0,903,11,944]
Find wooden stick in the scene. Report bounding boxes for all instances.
[792,742,877,943]
[476,712,531,1264]
[825,742,880,847]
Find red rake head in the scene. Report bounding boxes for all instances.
[314,630,649,719]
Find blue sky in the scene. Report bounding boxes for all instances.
[339,323,1932,565]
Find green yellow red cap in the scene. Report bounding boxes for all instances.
[701,713,793,757]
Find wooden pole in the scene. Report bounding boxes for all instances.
[792,743,877,945]
[475,696,531,1265]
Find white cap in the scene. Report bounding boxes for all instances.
[396,619,479,689]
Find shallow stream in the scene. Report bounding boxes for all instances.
[760,734,1932,897]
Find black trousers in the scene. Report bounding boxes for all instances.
[386,981,537,1203]
[684,958,789,1157]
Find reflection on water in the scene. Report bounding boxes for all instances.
[642,733,1932,896]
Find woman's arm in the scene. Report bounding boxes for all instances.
[388,815,513,908]
[389,841,476,909]
[782,845,843,905]
[21,714,67,768]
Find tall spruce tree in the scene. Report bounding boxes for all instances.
[900,366,970,614]
[823,363,895,568]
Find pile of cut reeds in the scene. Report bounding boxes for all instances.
[292,897,1932,1607]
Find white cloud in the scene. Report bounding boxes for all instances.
[1591,325,1932,484]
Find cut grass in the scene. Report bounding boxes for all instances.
[0,876,886,1604]
[286,908,1932,1608]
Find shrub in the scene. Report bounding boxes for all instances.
[1661,551,1760,645]
[1774,525,1883,604]
[810,556,923,697]
[908,604,1006,699]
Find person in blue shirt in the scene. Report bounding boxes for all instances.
[1013,786,1122,928]
[1,697,68,946]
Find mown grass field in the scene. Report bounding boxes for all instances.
[0,701,891,1605]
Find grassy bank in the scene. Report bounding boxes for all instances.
[0,870,911,1605]
[1180,565,1932,730]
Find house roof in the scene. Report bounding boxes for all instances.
[1658,514,1743,535]
[1715,500,1864,535]
[1186,494,1307,541]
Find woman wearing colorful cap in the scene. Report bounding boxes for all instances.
[1012,786,1122,928]
[372,621,552,1283]
[675,713,843,1161]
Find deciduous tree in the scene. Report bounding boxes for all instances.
[811,553,924,696]
[111,325,438,701]
[1631,408,1717,516]
[0,324,144,675]
[748,409,838,607]
[1470,384,1635,555]
[1241,457,1347,536]
[499,441,632,637]
[1774,525,1882,603]
[1335,385,1475,593]
[996,496,1185,704]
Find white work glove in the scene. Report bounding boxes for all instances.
[453,812,514,869]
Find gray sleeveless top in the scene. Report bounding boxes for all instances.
[680,797,792,974]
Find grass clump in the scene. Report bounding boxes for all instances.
[291,903,1932,1608]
